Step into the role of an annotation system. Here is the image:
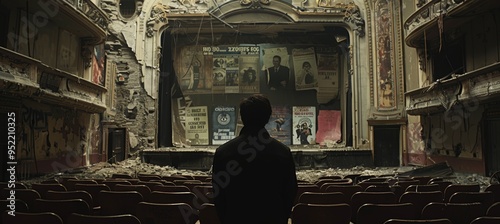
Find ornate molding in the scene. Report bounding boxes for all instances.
[344,3,365,37]
[240,0,270,9]
[146,3,169,38]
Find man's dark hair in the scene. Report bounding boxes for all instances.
[239,94,272,128]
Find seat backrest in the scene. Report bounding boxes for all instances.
[365,185,392,192]
[31,184,67,198]
[45,190,93,210]
[394,180,420,192]
[102,180,132,190]
[198,203,221,224]
[193,185,214,205]
[0,199,29,212]
[114,184,151,199]
[136,181,163,189]
[399,191,443,216]
[421,202,484,224]
[135,202,197,224]
[68,213,141,224]
[449,192,495,213]
[10,189,41,210]
[405,184,440,192]
[298,192,349,204]
[32,199,90,223]
[427,181,452,194]
[443,184,480,202]
[99,190,143,215]
[358,182,390,191]
[2,211,63,224]
[350,192,398,222]
[323,185,362,200]
[73,183,110,208]
[111,173,134,179]
[147,191,197,208]
[469,216,500,224]
[291,203,351,224]
[356,203,418,224]
[410,176,432,185]
[383,218,452,224]
[150,185,191,192]
[294,185,320,204]
[485,184,500,202]
[63,179,98,191]
[486,201,500,217]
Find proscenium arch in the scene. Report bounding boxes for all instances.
[148,1,366,148]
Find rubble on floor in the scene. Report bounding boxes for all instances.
[21,158,493,190]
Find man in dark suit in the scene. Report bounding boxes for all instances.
[267,55,290,91]
[212,94,297,224]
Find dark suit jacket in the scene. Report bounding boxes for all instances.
[267,66,290,90]
[212,126,297,224]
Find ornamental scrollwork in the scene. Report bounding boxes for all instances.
[344,3,365,37]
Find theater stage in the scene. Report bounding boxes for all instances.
[140,147,374,171]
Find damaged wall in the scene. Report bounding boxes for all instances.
[15,100,99,175]
[101,0,157,154]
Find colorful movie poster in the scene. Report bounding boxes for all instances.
[212,106,237,145]
[316,110,342,146]
[265,105,291,145]
[316,47,340,103]
[292,47,318,91]
[292,106,316,145]
[185,106,209,145]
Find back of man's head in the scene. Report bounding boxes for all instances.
[239,94,272,128]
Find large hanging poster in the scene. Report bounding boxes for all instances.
[185,106,209,145]
[262,47,291,92]
[292,47,318,91]
[316,110,342,146]
[212,106,237,145]
[292,106,316,145]
[316,47,340,103]
[176,45,212,94]
[239,54,260,93]
[265,105,291,145]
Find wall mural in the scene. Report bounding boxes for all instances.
[375,0,395,109]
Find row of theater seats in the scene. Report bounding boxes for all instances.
[291,174,500,224]
[1,173,218,224]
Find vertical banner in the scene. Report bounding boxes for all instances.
[316,47,340,103]
[265,105,291,145]
[292,106,316,145]
[316,110,342,146]
[292,47,318,91]
[185,106,209,145]
[212,106,237,145]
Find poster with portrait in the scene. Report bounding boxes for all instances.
[316,47,340,103]
[292,106,316,145]
[185,106,209,145]
[239,54,260,93]
[292,47,318,91]
[262,47,291,91]
[212,106,237,145]
[316,110,341,146]
[265,105,291,145]
[176,45,212,94]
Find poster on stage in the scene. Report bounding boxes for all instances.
[265,105,291,145]
[239,55,260,93]
[292,106,316,145]
[316,110,341,146]
[212,106,237,145]
[185,106,209,145]
[176,45,212,94]
[316,47,340,103]
[206,46,260,94]
[292,47,318,91]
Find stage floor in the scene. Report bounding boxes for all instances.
[141,147,373,171]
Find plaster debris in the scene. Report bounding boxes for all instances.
[22,158,493,191]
